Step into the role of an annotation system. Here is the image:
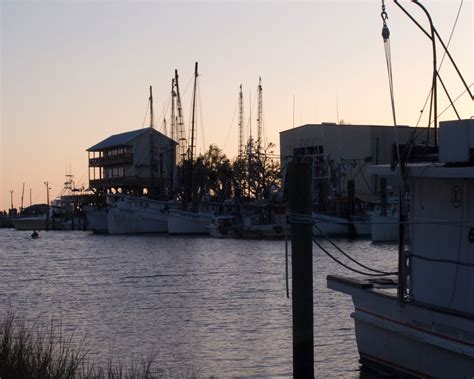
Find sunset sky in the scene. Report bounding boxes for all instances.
[1,0,472,210]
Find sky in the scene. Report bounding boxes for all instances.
[1,0,472,210]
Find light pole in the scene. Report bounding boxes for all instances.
[44,181,51,231]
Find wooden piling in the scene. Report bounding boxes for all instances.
[288,160,314,378]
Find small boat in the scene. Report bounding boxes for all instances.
[31,230,39,239]
[12,215,48,231]
[312,213,370,238]
[207,215,235,238]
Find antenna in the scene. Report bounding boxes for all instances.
[149,86,154,129]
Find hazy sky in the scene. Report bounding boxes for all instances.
[1,0,472,210]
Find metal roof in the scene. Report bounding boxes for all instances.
[87,128,164,152]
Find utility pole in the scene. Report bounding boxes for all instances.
[20,182,25,212]
[29,188,32,207]
[9,190,14,211]
[288,160,314,378]
[44,181,50,231]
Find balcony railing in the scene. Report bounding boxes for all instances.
[89,153,133,167]
[89,176,152,189]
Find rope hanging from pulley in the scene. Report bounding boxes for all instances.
[381,0,402,171]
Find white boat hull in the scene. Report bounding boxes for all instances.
[370,214,399,242]
[328,276,474,378]
[106,196,169,234]
[168,210,212,235]
[84,206,108,233]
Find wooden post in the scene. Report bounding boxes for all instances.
[380,177,387,216]
[288,160,314,378]
[347,179,356,239]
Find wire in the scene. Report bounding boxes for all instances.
[222,98,239,152]
[414,0,464,128]
[141,100,150,129]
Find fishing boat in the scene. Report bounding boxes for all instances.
[168,207,214,235]
[328,120,474,377]
[328,2,474,376]
[370,213,399,242]
[83,205,108,233]
[106,194,172,234]
[312,213,371,238]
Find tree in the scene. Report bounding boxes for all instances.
[232,139,280,199]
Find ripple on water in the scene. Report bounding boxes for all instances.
[0,229,398,377]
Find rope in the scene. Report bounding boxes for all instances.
[313,238,396,277]
[284,217,290,299]
[313,223,397,275]
[287,211,313,224]
[410,253,474,268]
[287,210,397,276]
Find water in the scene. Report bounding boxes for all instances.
[0,228,398,377]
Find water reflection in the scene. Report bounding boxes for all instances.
[0,229,397,377]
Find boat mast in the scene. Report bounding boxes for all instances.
[238,84,244,156]
[187,62,199,205]
[189,62,198,164]
[248,90,253,197]
[174,69,187,162]
[170,78,177,142]
[257,77,263,154]
[149,86,156,197]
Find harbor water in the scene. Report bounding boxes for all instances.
[0,228,397,377]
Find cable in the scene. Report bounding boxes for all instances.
[313,223,397,275]
[288,210,397,276]
[313,238,396,277]
[410,253,474,268]
[222,98,239,151]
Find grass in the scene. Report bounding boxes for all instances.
[0,311,204,378]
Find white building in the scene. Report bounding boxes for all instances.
[280,122,433,208]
